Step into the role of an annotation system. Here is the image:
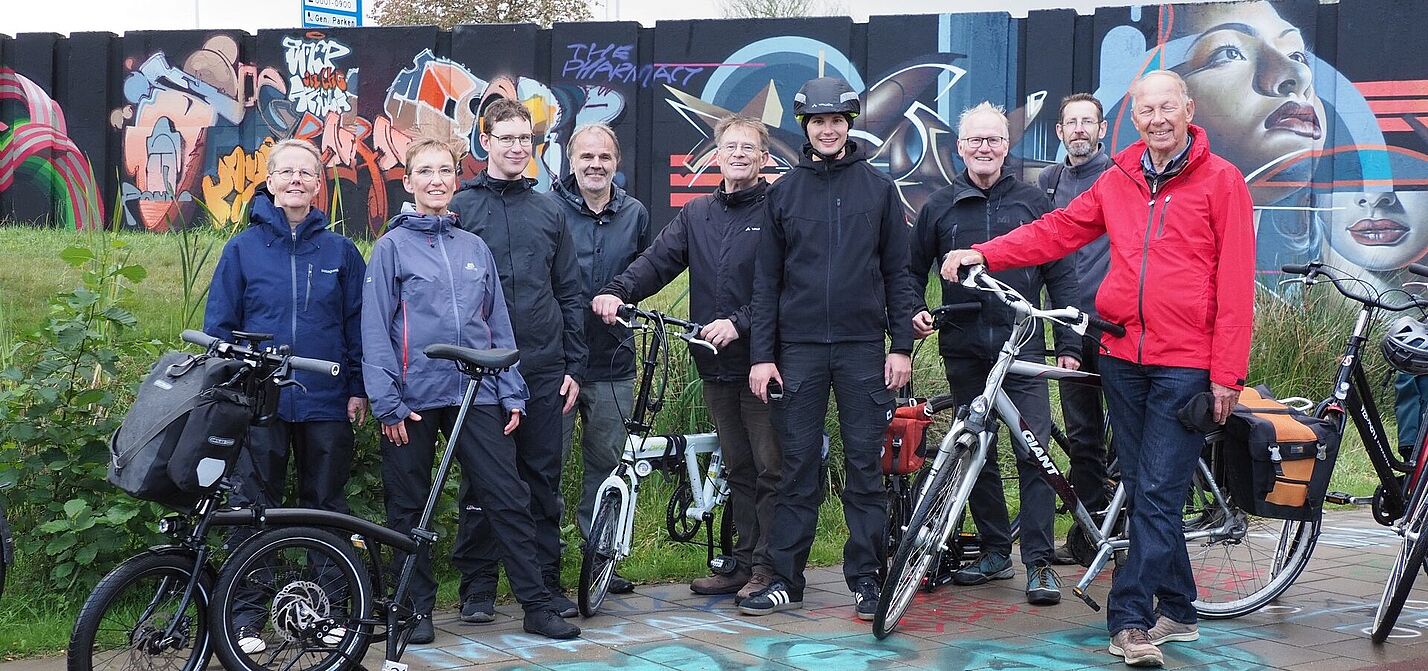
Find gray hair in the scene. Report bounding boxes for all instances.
[958,101,1009,138]
[567,122,621,165]
[1130,70,1192,105]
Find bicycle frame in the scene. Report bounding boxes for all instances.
[594,432,725,565]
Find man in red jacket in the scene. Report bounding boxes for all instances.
[940,71,1254,668]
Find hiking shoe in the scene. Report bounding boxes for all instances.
[236,626,267,654]
[408,616,435,645]
[609,573,635,594]
[737,580,803,616]
[691,568,751,595]
[523,609,581,639]
[549,591,578,618]
[952,552,1014,586]
[1147,615,1199,645]
[1108,628,1163,667]
[1025,563,1062,605]
[853,577,879,621]
[460,595,496,624]
[1052,543,1080,566]
[736,566,773,605]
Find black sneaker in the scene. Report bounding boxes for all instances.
[737,579,803,616]
[1052,543,1079,566]
[523,609,581,639]
[549,591,578,618]
[460,595,495,624]
[609,573,635,594]
[853,577,879,621]
[408,615,436,645]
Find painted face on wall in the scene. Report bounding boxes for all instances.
[957,111,1010,184]
[1174,1,1325,185]
[570,129,619,196]
[265,145,321,214]
[482,117,535,181]
[404,147,458,215]
[1320,190,1428,271]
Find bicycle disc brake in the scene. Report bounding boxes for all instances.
[271,580,331,642]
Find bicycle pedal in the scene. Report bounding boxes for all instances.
[1072,586,1100,612]
[1325,491,1367,506]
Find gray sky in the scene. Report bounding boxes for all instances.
[2,0,1231,35]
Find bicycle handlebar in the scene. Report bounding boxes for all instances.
[1280,262,1428,312]
[181,329,341,376]
[615,305,718,354]
[955,265,1126,338]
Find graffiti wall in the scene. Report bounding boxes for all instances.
[2,0,1426,285]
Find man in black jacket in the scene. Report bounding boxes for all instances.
[448,98,588,622]
[1040,93,1115,565]
[593,115,781,602]
[743,77,917,621]
[909,101,1081,606]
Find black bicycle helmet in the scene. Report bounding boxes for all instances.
[1381,315,1428,375]
[793,77,860,123]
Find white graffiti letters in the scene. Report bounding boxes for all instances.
[283,35,354,115]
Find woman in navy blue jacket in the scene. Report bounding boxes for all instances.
[202,139,367,653]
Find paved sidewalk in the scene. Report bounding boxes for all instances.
[14,510,1428,670]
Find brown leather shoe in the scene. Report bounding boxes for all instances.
[690,568,751,595]
[736,566,773,603]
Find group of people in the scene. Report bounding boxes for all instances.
[205,68,1255,668]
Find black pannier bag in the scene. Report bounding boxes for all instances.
[108,351,253,509]
[1221,386,1342,521]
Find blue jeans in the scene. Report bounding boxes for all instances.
[1395,372,1428,456]
[1099,356,1209,634]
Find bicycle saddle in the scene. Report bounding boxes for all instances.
[424,344,519,371]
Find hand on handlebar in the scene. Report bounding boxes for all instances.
[912,310,935,339]
[1211,383,1240,424]
[592,294,625,325]
[700,319,740,349]
[1057,355,1081,371]
[750,363,782,403]
[940,250,985,282]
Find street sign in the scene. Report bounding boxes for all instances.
[302,0,362,28]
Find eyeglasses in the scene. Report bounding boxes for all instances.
[960,136,1007,149]
[412,167,456,180]
[1057,118,1102,128]
[719,142,763,155]
[272,168,319,182]
[489,134,534,148]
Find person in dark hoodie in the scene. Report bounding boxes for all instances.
[362,138,579,642]
[1040,93,1116,565]
[550,122,651,596]
[908,101,1081,606]
[592,115,782,603]
[204,139,366,656]
[447,98,587,623]
[742,77,917,621]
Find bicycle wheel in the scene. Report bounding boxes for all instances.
[1372,476,1428,642]
[210,526,373,671]
[1186,463,1319,619]
[579,492,623,617]
[874,434,978,639]
[68,551,213,671]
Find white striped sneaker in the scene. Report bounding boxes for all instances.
[736,580,803,616]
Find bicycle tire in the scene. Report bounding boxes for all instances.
[68,551,213,671]
[1372,476,1428,642]
[579,492,622,617]
[210,526,373,671]
[874,435,977,639]
[1186,464,1319,619]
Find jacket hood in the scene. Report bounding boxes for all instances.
[250,184,329,241]
[387,211,458,235]
[795,139,867,174]
[554,173,628,215]
[457,170,537,196]
[1111,124,1211,184]
[714,178,768,207]
[950,167,1019,204]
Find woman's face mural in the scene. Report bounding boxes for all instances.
[1174,2,1326,198]
[1320,190,1428,271]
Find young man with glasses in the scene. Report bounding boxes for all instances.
[448,98,588,624]
[1040,93,1116,566]
[908,101,1081,606]
[591,115,782,603]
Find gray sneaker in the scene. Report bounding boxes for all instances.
[1147,615,1199,645]
[952,552,1014,586]
[1025,563,1061,605]
[1108,628,1163,667]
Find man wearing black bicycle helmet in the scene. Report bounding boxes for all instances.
[745,76,918,622]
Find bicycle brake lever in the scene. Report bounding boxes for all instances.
[683,334,718,354]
